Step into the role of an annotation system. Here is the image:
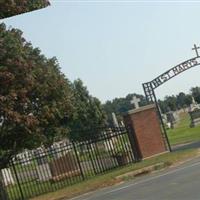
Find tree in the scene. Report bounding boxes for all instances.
[176,92,192,109]
[0,0,50,19]
[158,92,193,114]
[69,79,106,141]
[158,99,168,113]
[164,95,177,111]
[191,87,200,103]
[103,93,147,126]
[0,24,74,168]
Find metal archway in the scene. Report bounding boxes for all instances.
[142,45,200,151]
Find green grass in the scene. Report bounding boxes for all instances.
[6,173,84,200]
[30,148,199,200]
[167,112,200,145]
[7,113,200,200]
[7,145,198,200]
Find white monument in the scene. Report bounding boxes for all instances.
[189,96,200,112]
[1,168,15,186]
[112,112,119,127]
[36,163,52,182]
[16,150,32,166]
[131,95,141,109]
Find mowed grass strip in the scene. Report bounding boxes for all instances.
[31,148,199,200]
[29,112,200,200]
[167,112,200,145]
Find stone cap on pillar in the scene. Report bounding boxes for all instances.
[125,104,156,116]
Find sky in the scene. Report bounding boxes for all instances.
[2,0,200,103]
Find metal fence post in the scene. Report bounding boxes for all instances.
[72,142,85,180]
[126,126,141,162]
[11,159,25,200]
[0,173,9,200]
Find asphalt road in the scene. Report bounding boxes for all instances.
[70,156,200,200]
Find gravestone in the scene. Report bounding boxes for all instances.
[104,139,114,152]
[50,140,69,159]
[16,150,32,166]
[187,96,200,127]
[112,112,119,127]
[0,116,3,126]
[49,152,80,181]
[166,111,176,128]
[189,96,200,112]
[1,168,15,186]
[120,120,125,126]
[96,156,117,171]
[96,141,106,152]
[34,148,48,165]
[161,114,167,123]
[50,143,62,159]
[189,109,200,127]
[17,169,38,183]
[36,163,52,182]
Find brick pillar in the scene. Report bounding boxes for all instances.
[123,104,167,159]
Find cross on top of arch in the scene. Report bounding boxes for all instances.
[192,44,200,57]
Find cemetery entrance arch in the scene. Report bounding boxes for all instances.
[142,45,200,151]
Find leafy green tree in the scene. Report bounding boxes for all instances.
[159,93,192,114]
[103,93,147,126]
[176,92,192,109]
[191,87,200,103]
[184,94,193,106]
[158,99,168,113]
[0,0,50,19]
[0,24,74,168]
[164,95,177,111]
[69,79,106,141]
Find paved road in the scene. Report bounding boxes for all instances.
[172,141,200,151]
[70,156,200,200]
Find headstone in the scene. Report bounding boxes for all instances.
[36,163,52,181]
[1,168,15,186]
[166,122,172,129]
[34,148,48,165]
[49,152,80,181]
[189,109,200,127]
[112,112,119,127]
[120,121,125,127]
[97,157,116,171]
[104,139,114,151]
[58,141,69,154]
[189,96,200,112]
[161,114,167,124]
[0,116,3,126]
[17,169,38,183]
[15,150,32,166]
[50,141,69,159]
[166,111,176,128]
[96,142,106,152]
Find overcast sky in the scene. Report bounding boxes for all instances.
[2,0,200,102]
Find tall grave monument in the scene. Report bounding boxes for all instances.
[189,96,200,127]
[112,112,119,127]
[123,95,168,159]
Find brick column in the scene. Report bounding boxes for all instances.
[123,104,167,159]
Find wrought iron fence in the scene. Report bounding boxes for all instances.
[1,126,136,200]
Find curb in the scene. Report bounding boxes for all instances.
[115,162,168,180]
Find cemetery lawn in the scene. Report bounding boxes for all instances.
[167,113,200,146]
[31,148,199,200]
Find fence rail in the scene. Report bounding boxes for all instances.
[1,126,136,200]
